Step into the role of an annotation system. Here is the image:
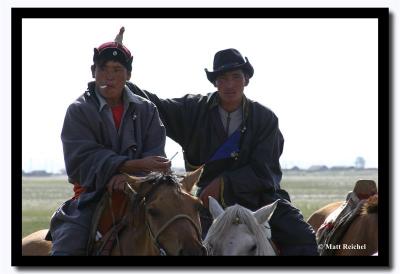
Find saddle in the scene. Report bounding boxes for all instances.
[87,191,130,256]
[316,179,377,256]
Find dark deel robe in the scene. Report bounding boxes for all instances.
[127,82,318,254]
[49,82,166,254]
[127,82,287,209]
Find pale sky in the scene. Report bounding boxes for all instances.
[22,18,379,172]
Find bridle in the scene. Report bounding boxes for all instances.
[145,213,202,256]
[263,222,279,255]
[125,175,203,256]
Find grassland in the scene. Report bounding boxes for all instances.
[22,176,72,237]
[22,169,378,238]
[281,169,378,220]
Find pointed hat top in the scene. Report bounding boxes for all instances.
[114,26,125,44]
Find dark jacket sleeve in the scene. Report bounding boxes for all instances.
[126,82,194,147]
[61,102,129,206]
[140,104,167,158]
[221,111,284,209]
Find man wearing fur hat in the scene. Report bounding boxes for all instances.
[129,48,318,255]
[48,28,170,255]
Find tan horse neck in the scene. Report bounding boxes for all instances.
[336,212,378,256]
[307,196,378,256]
[21,229,52,256]
[112,221,159,255]
[337,195,378,255]
[111,178,204,256]
[106,183,158,256]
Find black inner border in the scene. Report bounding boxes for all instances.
[12,7,390,268]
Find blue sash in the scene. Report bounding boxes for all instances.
[207,129,241,163]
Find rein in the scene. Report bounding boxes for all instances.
[263,223,279,255]
[146,214,202,256]
[268,237,280,255]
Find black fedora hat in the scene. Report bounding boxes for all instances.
[205,48,254,83]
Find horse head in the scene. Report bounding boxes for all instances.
[204,197,278,256]
[122,167,207,256]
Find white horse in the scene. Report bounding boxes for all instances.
[204,197,279,256]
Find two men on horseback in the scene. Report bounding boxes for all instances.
[48,28,171,255]
[130,47,319,256]
[50,26,318,256]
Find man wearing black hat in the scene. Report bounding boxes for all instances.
[48,28,171,255]
[129,48,318,255]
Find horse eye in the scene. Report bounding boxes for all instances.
[147,208,160,217]
[249,244,257,252]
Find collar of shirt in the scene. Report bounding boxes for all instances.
[94,84,143,112]
[208,91,250,134]
[218,105,243,118]
[218,105,243,136]
[208,91,248,111]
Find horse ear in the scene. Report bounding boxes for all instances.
[209,196,224,219]
[254,200,279,224]
[180,165,204,192]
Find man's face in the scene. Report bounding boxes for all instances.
[94,60,131,104]
[215,69,247,109]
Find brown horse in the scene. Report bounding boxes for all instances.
[22,168,207,256]
[307,180,378,256]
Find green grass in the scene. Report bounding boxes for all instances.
[281,169,378,220]
[22,176,72,237]
[22,169,378,237]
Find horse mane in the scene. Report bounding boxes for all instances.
[128,172,181,226]
[361,194,378,215]
[133,172,181,199]
[138,172,180,187]
[204,204,272,255]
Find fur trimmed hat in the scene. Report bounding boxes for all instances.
[93,27,133,72]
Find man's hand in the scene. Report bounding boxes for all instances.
[107,174,129,193]
[199,177,221,208]
[119,156,171,174]
[138,156,171,173]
